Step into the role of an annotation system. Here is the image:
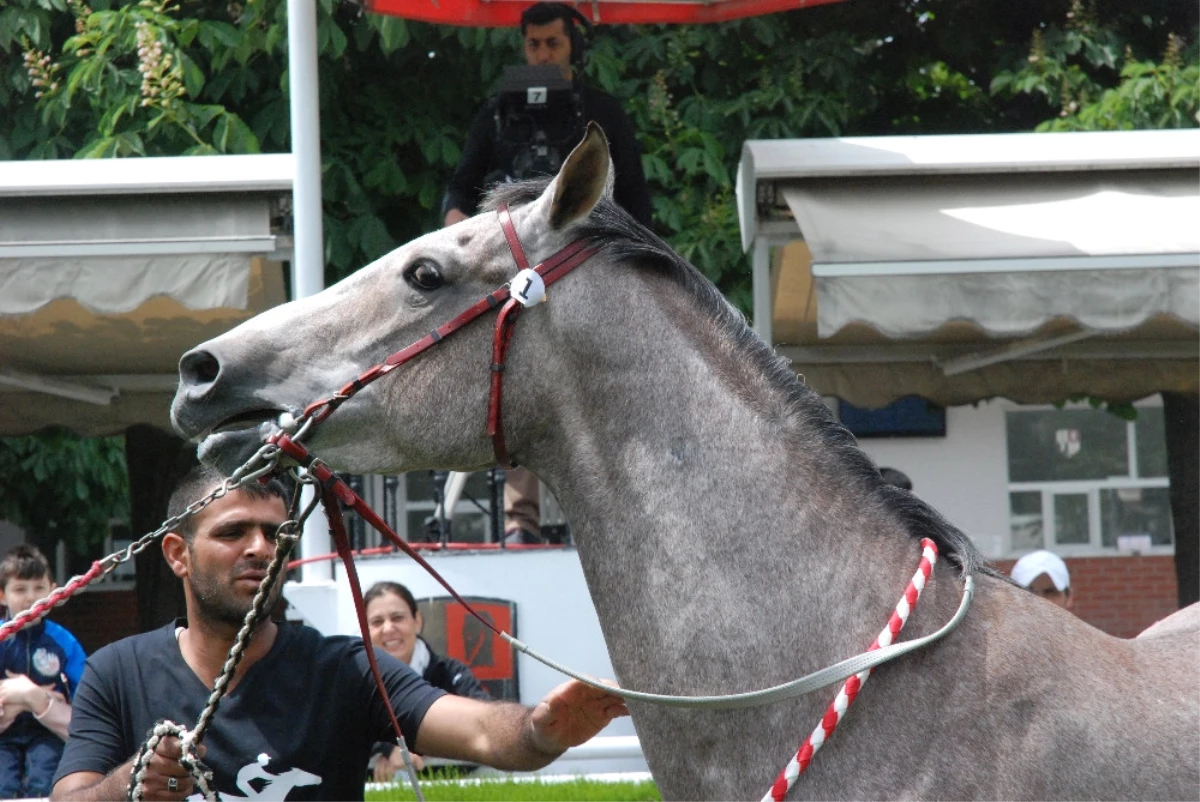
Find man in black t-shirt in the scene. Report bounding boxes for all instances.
[441,3,652,229]
[50,465,627,801]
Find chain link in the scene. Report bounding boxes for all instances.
[0,441,289,647]
[108,440,285,570]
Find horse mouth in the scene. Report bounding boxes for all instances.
[209,408,283,436]
[195,410,287,476]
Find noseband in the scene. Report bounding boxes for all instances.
[282,203,597,467]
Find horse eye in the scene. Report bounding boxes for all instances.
[405,259,444,291]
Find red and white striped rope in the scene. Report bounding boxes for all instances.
[764,538,939,802]
[0,447,284,647]
[0,560,107,642]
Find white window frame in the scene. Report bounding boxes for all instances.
[355,473,499,545]
[1005,401,1173,557]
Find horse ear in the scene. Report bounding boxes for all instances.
[546,122,613,230]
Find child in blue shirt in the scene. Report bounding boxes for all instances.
[0,544,85,799]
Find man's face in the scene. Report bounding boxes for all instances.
[0,575,54,618]
[177,489,289,627]
[524,18,573,78]
[1026,572,1072,610]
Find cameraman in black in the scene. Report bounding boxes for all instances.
[441,1,652,228]
[442,2,652,545]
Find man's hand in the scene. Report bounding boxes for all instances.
[51,735,208,802]
[528,679,629,754]
[133,735,208,800]
[373,746,424,783]
[414,678,628,772]
[443,208,469,227]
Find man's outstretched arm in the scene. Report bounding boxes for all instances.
[414,678,628,771]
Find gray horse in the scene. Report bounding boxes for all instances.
[172,125,1199,800]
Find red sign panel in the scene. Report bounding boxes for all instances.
[444,601,514,681]
[418,596,520,700]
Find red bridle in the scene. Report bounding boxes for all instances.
[290,203,597,468]
[262,205,597,759]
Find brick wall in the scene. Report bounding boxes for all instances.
[46,588,140,656]
[993,555,1178,639]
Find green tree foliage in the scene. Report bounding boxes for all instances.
[2,0,489,275]
[0,431,129,555]
[992,1,1199,131]
[4,0,1195,302]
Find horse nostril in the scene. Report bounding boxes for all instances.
[180,349,221,388]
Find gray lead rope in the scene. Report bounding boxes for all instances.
[500,576,974,710]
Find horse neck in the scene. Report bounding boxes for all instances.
[517,276,939,683]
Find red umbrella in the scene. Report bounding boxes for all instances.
[365,0,842,26]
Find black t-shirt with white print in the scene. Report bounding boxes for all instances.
[54,619,445,800]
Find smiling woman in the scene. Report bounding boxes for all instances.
[364,581,490,782]
[363,584,490,701]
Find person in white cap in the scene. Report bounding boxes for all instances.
[1010,549,1073,610]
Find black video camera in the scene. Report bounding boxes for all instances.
[490,65,584,181]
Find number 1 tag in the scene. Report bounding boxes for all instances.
[510,268,546,307]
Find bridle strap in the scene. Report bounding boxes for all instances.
[272,435,510,642]
[497,204,530,270]
[298,203,597,468]
[317,486,410,743]
[487,298,522,468]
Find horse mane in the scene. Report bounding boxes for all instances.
[483,181,990,577]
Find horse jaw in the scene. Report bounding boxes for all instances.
[195,420,282,475]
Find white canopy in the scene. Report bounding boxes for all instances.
[0,154,294,435]
[736,129,1200,407]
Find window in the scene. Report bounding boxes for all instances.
[348,470,505,546]
[1005,405,1172,555]
[404,471,500,544]
[839,396,946,438]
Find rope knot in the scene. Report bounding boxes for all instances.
[128,720,218,801]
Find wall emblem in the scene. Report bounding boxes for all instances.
[417,596,519,701]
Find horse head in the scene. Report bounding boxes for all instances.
[171,123,616,477]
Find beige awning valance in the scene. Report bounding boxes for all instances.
[0,154,294,436]
[0,254,253,316]
[772,242,1199,408]
[778,174,1199,339]
[737,130,1200,408]
[0,258,287,436]
[812,266,1198,340]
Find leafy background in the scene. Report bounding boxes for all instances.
[0,0,1196,557]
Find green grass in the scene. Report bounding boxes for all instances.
[365,776,661,801]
